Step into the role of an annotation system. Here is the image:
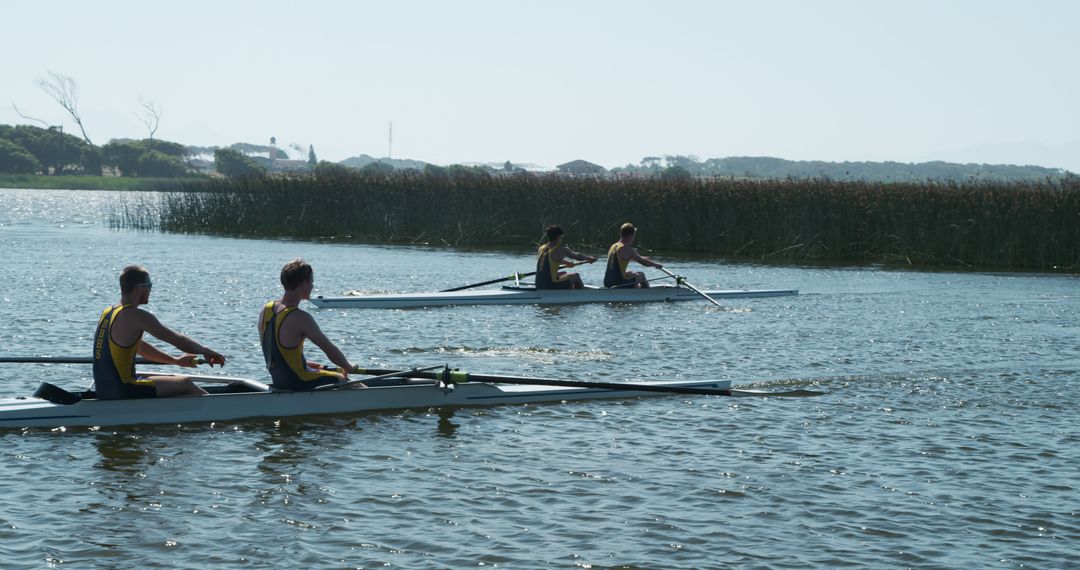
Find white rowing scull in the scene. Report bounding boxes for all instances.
[310,284,798,309]
[0,370,738,429]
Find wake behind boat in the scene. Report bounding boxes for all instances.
[310,284,798,309]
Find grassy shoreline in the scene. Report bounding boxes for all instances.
[104,171,1080,273]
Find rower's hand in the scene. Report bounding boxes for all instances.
[176,353,200,368]
[322,364,359,377]
[203,350,226,368]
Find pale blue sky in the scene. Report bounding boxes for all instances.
[2,0,1078,170]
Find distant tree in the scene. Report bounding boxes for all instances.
[423,163,448,180]
[308,144,317,165]
[134,96,162,139]
[314,160,350,178]
[270,136,276,146]
[102,141,143,175]
[361,161,394,175]
[447,164,492,180]
[660,165,693,181]
[503,160,513,171]
[138,138,189,159]
[35,71,93,145]
[136,149,188,177]
[0,139,42,173]
[0,124,86,174]
[665,155,702,174]
[642,156,663,169]
[80,145,103,176]
[100,139,190,177]
[214,147,265,177]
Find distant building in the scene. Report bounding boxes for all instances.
[556,159,607,176]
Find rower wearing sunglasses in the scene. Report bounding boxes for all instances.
[92,265,227,400]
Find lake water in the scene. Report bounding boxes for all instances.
[0,188,1077,568]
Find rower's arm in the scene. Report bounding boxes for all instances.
[627,248,662,269]
[136,311,226,366]
[297,313,354,373]
[136,340,183,365]
[563,248,597,264]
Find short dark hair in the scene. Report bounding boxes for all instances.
[280,258,313,290]
[545,224,565,242]
[620,222,637,237]
[119,265,151,294]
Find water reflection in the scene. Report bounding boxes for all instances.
[90,431,160,506]
[254,417,354,475]
[92,432,149,476]
[436,407,458,438]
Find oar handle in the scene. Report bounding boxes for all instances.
[315,364,446,390]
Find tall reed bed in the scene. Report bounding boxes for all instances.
[115,171,1080,271]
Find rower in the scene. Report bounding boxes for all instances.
[93,265,226,400]
[535,224,597,290]
[603,222,663,288]
[259,259,363,390]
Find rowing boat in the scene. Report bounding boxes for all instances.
[309,284,798,309]
[0,374,733,429]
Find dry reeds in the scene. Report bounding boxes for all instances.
[111,171,1080,271]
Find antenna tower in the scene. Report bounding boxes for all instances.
[388,121,393,160]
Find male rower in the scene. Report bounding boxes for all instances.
[535,224,597,290]
[259,258,362,390]
[93,265,226,400]
[603,222,663,288]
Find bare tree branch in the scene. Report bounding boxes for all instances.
[35,70,93,145]
[135,96,162,139]
[11,103,51,127]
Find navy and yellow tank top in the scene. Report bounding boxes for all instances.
[260,301,339,390]
[93,304,156,400]
[535,243,566,289]
[604,242,635,288]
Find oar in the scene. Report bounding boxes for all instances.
[659,267,723,308]
[354,367,824,397]
[440,261,589,292]
[0,356,205,365]
[314,365,446,390]
[440,272,537,292]
[141,371,267,385]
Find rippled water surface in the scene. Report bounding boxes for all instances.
[1,189,1077,568]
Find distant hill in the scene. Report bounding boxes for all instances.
[611,155,1070,182]
[339,154,428,171]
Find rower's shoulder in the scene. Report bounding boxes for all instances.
[283,305,316,322]
[118,304,152,318]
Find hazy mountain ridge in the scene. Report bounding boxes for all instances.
[612,155,1070,182]
[339,154,428,171]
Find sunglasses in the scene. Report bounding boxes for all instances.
[136,281,153,290]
